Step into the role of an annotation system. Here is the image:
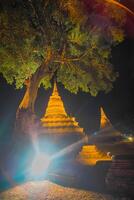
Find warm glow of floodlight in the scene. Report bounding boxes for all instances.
[31,153,50,177]
[128,136,133,142]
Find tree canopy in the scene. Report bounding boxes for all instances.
[0,0,126,96]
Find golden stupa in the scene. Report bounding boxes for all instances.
[98,107,122,143]
[77,145,111,165]
[40,82,85,151]
[100,107,111,129]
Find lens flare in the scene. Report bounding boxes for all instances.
[52,136,88,160]
[105,0,134,16]
[30,153,50,178]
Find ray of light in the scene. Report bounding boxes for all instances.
[51,136,88,160]
[51,122,122,161]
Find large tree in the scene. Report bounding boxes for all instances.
[0,0,126,132]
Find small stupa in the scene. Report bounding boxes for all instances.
[40,82,85,152]
[92,107,123,143]
[100,107,111,129]
[77,145,111,165]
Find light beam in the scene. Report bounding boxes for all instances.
[30,153,50,178]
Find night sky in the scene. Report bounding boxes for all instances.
[0,1,134,139]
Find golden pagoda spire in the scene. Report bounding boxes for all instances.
[100,107,111,129]
[44,81,67,118]
[52,81,58,96]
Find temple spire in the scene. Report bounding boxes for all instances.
[44,81,67,118]
[52,81,58,97]
[100,107,111,129]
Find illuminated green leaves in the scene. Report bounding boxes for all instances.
[68,25,88,46]
[0,0,126,97]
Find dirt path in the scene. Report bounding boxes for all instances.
[0,180,114,200]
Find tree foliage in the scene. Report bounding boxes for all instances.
[0,0,126,96]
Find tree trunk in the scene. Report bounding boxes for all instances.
[17,73,41,113]
[18,46,52,113]
[18,80,31,111]
[15,46,53,137]
[15,76,40,137]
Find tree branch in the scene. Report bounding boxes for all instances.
[54,48,89,63]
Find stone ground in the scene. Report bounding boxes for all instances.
[0,181,114,200]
